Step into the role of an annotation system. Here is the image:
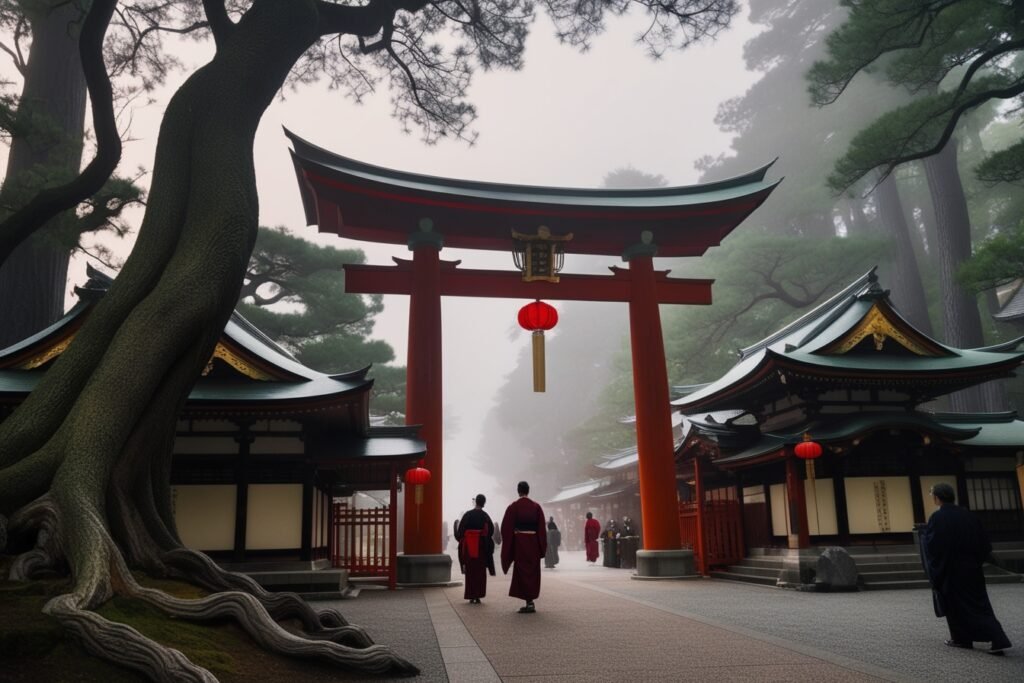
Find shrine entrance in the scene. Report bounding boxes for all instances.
[288,130,778,581]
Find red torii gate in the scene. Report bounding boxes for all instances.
[287,130,778,579]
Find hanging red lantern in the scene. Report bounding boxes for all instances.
[406,465,431,530]
[794,437,823,460]
[518,300,558,393]
[794,433,823,482]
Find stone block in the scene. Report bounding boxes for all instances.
[397,553,453,585]
[634,549,698,578]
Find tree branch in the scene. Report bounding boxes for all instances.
[0,0,121,270]
[202,0,234,47]
[316,0,431,38]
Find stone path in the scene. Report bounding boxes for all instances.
[323,550,1024,682]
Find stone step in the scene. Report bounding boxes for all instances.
[859,569,928,582]
[855,562,923,572]
[861,579,932,591]
[710,570,777,586]
[733,557,786,570]
[722,564,779,579]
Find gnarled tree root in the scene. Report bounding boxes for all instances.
[161,548,359,638]
[44,593,218,683]
[126,584,419,676]
[7,496,65,580]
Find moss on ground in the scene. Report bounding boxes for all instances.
[0,555,360,682]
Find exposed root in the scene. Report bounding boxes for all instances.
[128,585,417,676]
[43,593,217,683]
[162,548,354,632]
[7,496,65,580]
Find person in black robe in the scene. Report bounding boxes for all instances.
[544,517,561,569]
[920,482,1012,655]
[456,494,495,604]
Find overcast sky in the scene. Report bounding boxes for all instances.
[7,6,766,526]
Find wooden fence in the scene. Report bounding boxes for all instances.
[678,499,744,573]
[331,502,394,586]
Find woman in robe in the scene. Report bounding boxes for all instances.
[544,517,561,569]
[584,511,601,563]
[456,494,496,604]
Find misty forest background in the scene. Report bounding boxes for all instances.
[4,0,1024,505]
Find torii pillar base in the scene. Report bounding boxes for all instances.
[396,554,456,587]
[633,550,699,579]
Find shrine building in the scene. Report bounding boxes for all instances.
[0,266,424,591]
[674,269,1024,585]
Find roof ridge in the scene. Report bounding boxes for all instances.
[738,267,877,359]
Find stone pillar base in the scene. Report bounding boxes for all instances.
[776,548,820,590]
[632,549,699,579]
[396,553,455,586]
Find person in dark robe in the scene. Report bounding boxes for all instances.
[456,494,496,604]
[544,517,561,569]
[920,483,1012,655]
[584,511,601,563]
[501,481,547,613]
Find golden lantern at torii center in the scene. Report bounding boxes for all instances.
[518,300,558,393]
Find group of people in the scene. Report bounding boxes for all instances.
[455,481,548,613]
[582,512,638,563]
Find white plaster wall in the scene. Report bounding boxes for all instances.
[845,476,914,533]
[173,485,236,551]
[246,484,302,550]
[767,480,838,536]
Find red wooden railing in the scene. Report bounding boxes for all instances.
[679,498,744,574]
[331,502,393,585]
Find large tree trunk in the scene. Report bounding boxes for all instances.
[923,140,1006,412]
[0,1,415,678]
[873,173,933,336]
[0,2,87,348]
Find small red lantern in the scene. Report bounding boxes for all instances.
[518,300,558,393]
[406,465,431,530]
[794,433,823,481]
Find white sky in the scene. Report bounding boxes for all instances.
[6,6,765,525]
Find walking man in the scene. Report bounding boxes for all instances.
[501,481,547,613]
[920,483,1012,655]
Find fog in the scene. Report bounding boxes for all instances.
[0,7,766,527]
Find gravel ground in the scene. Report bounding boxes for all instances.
[318,588,447,682]
[557,551,1024,683]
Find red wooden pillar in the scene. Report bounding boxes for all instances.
[625,235,682,551]
[403,225,443,555]
[389,464,398,590]
[785,451,810,549]
[694,456,707,575]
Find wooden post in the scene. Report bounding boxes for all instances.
[403,226,443,555]
[232,422,253,562]
[694,456,707,575]
[625,239,682,552]
[389,464,398,590]
[786,452,810,549]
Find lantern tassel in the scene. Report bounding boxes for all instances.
[532,330,546,392]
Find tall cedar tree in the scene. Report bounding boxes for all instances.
[0,0,741,679]
[807,0,1024,411]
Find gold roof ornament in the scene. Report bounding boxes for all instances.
[822,304,946,356]
[511,225,573,283]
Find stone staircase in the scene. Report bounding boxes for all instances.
[711,543,1024,590]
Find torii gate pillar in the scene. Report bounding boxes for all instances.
[625,233,696,578]
[396,222,452,585]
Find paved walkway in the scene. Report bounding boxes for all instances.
[324,551,1024,682]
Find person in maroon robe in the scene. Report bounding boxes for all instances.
[456,494,496,604]
[501,481,547,613]
[584,511,601,563]
[920,483,1012,654]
